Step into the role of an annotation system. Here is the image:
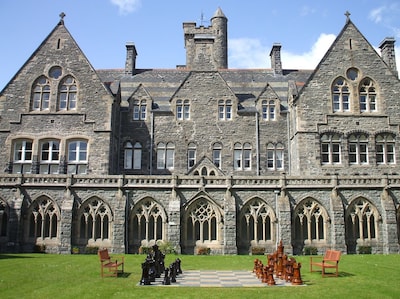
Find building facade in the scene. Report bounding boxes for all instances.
[0,8,399,255]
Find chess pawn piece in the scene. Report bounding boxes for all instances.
[292,262,303,285]
[162,268,171,285]
[267,266,276,286]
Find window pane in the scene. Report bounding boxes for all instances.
[133,149,141,169]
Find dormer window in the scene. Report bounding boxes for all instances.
[133,100,147,120]
[177,99,190,120]
[218,100,232,120]
[262,100,276,121]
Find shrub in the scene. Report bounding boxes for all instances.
[358,246,372,254]
[138,246,152,255]
[85,246,99,254]
[71,247,80,254]
[157,241,176,254]
[250,247,265,255]
[196,246,211,255]
[303,246,318,255]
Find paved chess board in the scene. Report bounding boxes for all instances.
[139,270,300,287]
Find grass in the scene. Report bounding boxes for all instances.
[0,253,399,299]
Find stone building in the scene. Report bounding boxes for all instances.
[0,8,399,255]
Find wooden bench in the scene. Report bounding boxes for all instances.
[310,250,341,277]
[98,248,124,277]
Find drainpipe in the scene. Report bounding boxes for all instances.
[150,111,154,175]
[256,111,260,176]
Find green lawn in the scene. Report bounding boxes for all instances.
[0,253,399,299]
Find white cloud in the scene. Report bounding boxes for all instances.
[228,33,336,70]
[111,0,141,15]
[369,6,385,23]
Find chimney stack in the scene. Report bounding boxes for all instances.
[270,43,282,75]
[379,37,398,77]
[125,42,137,75]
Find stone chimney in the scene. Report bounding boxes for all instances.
[125,42,137,75]
[270,43,282,75]
[379,37,398,77]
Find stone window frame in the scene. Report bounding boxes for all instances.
[348,133,369,165]
[58,75,77,111]
[345,197,380,243]
[176,99,190,120]
[212,142,222,169]
[156,142,175,170]
[124,141,142,170]
[12,139,33,174]
[359,77,378,113]
[261,99,276,121]
[233,142,252,171]
[238,198,276,246]
[332,77,350,113]
[267,143,284,170]
[218,99,232,120]
[129,197,167,247]
[77,197,113,244]
[26,196,60,244]
[293,198,329,244]
[31,76,51,111]
[39,139,61,174]
[376,133,396,165]
[133,99,147,121]
[320,133,342,165]
[67,139,88,174]
[187,142,197,169]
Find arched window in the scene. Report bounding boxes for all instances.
[13,139,33,174]
[349,133,369,164]
[78,198,112,244]
[376,133,395,164]
[129,198,166,249]
[177,99,190,120]
[58,76,77,110]
[359,78,377,112]
[124,142,142,170]
[321,133,341,164]
[186,199,221,244]
[27,197,59,241]
[156,142,174,169]
[32,76,50,111]
[239,198,275,249]
[39,140,60,174]
[267,143,284,170]
[187,142,197,169]
[294,199,328,245]
[133,100,147,120]
[234,142,252,170]
[332,77,350,112]
[346,198,379,253]
[262,100,276,121]
[212,143,222,168]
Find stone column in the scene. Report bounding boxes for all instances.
[167,176,181,253]
[380,186,398,254]
[60,186,73,254]
[8,187,24,252]
[329,186,346,252]
[223,177,237,254]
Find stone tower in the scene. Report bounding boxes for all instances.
[183,7,228,70]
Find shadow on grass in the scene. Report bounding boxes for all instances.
[0,254,34,260]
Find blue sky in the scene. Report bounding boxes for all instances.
[1,0,400,89]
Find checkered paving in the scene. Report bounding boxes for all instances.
[139,270,299,287]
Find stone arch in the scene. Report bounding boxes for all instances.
[237,197,276,253]
[292,197,330,254]
[182,194,223,253]
[345,196,381,254]
[129,196,167,252]
[24,195,60,246]
[73,196,113,248]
